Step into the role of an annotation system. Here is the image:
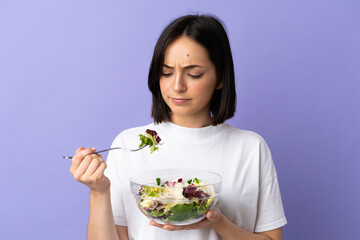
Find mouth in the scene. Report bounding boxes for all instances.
[171,98,191,104]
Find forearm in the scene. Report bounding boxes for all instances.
[87,189,119,240]
[213,215,272,240]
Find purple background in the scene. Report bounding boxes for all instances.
[1,1,359,239]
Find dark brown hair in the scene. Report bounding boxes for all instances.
[148,14,236,125]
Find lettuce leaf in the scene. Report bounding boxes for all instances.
[138,129,161,153]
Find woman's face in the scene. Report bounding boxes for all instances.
[159,36,222,127]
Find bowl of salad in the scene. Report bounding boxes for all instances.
[130,169,222,225]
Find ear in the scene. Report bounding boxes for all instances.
[215,81,223,90]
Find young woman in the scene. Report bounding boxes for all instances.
[70,15,287,240]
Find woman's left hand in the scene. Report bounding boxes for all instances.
[149,208,222,231]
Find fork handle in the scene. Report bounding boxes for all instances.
[93,147,123,154]
[62,147,123,159]
[62,146,145,159]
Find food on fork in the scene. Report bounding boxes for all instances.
[139,129,162,153]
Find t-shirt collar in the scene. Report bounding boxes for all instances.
[155,121,227,143]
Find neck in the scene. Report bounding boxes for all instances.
[170,113,213,128]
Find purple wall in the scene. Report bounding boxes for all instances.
[1,1,359,239]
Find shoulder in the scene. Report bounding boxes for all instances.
[223,124,266,145]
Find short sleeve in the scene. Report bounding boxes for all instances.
[254,141,287,232]
[104,137,128,226]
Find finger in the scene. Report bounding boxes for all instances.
[76,147,85,154]
[150,221,169,230]
[73,154,93,181]
[70,147,85,174]
[82,156,104,177]
[76,147,97,159]
[149,220,164,228]
[164,222,196,231]
[163,224,179,231]
[149,221,185,231]
[92,161,107,177]
[206,208,221,221]
[162,216,211,231]
[71,147,96,171]
[206,211,215,221]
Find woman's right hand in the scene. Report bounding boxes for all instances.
[69,147,110,193]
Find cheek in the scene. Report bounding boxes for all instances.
[193,80,217,101]
[203,87,216,103]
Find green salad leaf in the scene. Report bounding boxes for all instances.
[156,177,161,186]
[166,201,210,222]
[138,129,161,153]
[149,209,167,218]
[167,203,196,221]
[139,186,163,197]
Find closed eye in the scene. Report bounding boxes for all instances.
[188,73,204,79]
[161,72,173,77]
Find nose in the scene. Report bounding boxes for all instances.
[173,73,186,92]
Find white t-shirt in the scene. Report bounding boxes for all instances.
[105,122,287,240]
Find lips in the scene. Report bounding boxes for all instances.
[171,98,191,104]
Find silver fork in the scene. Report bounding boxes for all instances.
[63,145,146,159]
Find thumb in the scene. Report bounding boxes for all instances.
[206,208,220,221]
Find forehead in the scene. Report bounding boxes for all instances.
[163,36,210,64]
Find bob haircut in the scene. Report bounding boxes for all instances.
[148,14,236,125]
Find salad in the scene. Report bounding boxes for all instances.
[137,177,216,224]
[139,129,162,153]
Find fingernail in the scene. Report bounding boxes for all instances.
[208,212,214,219]
[92,147,96,151]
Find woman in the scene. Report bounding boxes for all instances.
[70,14,287,240]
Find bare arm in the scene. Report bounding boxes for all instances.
[116,226,129,240]
[213,213,283,240]
[70,147,128,240]
[87,189,119,240]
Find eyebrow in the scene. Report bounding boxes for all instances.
[163,64,204,69]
